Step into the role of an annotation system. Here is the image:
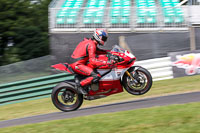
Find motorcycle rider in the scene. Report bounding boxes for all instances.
[70,29,114,94]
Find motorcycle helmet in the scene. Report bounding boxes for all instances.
[93,28,108,46]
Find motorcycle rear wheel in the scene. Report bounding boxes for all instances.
[51,83,83,112]
[122,66,152,95]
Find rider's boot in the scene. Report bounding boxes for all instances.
[75,78,88,95]
[77,85,88,95]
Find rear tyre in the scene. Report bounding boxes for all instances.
[122,66,152,95]
[51,83,83,112]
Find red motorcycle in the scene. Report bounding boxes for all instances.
[51,45,152,112]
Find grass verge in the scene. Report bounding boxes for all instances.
[0,75,200,121]
[0,102,200,132]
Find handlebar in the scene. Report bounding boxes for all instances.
[107,53,124,63]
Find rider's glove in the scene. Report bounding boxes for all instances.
[110,59,116,64]
[106,59,116,67]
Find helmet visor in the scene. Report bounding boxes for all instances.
[102,36,107,42]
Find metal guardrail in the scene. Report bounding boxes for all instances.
[0,57,173,106]
[0,73,74,106]
[135,57,173,81]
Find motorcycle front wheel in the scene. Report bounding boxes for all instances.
[51,82,83,112]
[122,66,152,95]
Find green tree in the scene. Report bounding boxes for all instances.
[15,26,49,60]
[0,0,51,65]
[2,47,21,64]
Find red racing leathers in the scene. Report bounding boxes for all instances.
[70,38,109,87]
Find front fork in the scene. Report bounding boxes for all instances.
[125,70,140,84]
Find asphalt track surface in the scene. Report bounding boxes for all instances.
[0,91,200,128]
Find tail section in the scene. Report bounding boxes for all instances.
[51,63,74,74]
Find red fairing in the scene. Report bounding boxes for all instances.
[87,51,136,69]
[88,80,123,96]
[110,51,136,69]
[116,61,135,69]
[51,63,73,74]
[51,64,67,71]
[80,74,103,86]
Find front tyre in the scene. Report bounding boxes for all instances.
[122,66,152,95]
[51,82,83,112]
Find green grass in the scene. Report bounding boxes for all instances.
[0,75,200,121]
[1,102,200,132]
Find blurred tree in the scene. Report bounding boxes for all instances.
[32,0,51,32]
[15,26,49,60]
[2,47,21,65]
[0,0,51,65]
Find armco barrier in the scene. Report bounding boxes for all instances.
[0,73,74,106]
[135,57,173,81]
[0,57,173,105]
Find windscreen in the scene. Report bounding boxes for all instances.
[111,45,125,53]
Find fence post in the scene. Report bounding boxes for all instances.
[189,26,196,50]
